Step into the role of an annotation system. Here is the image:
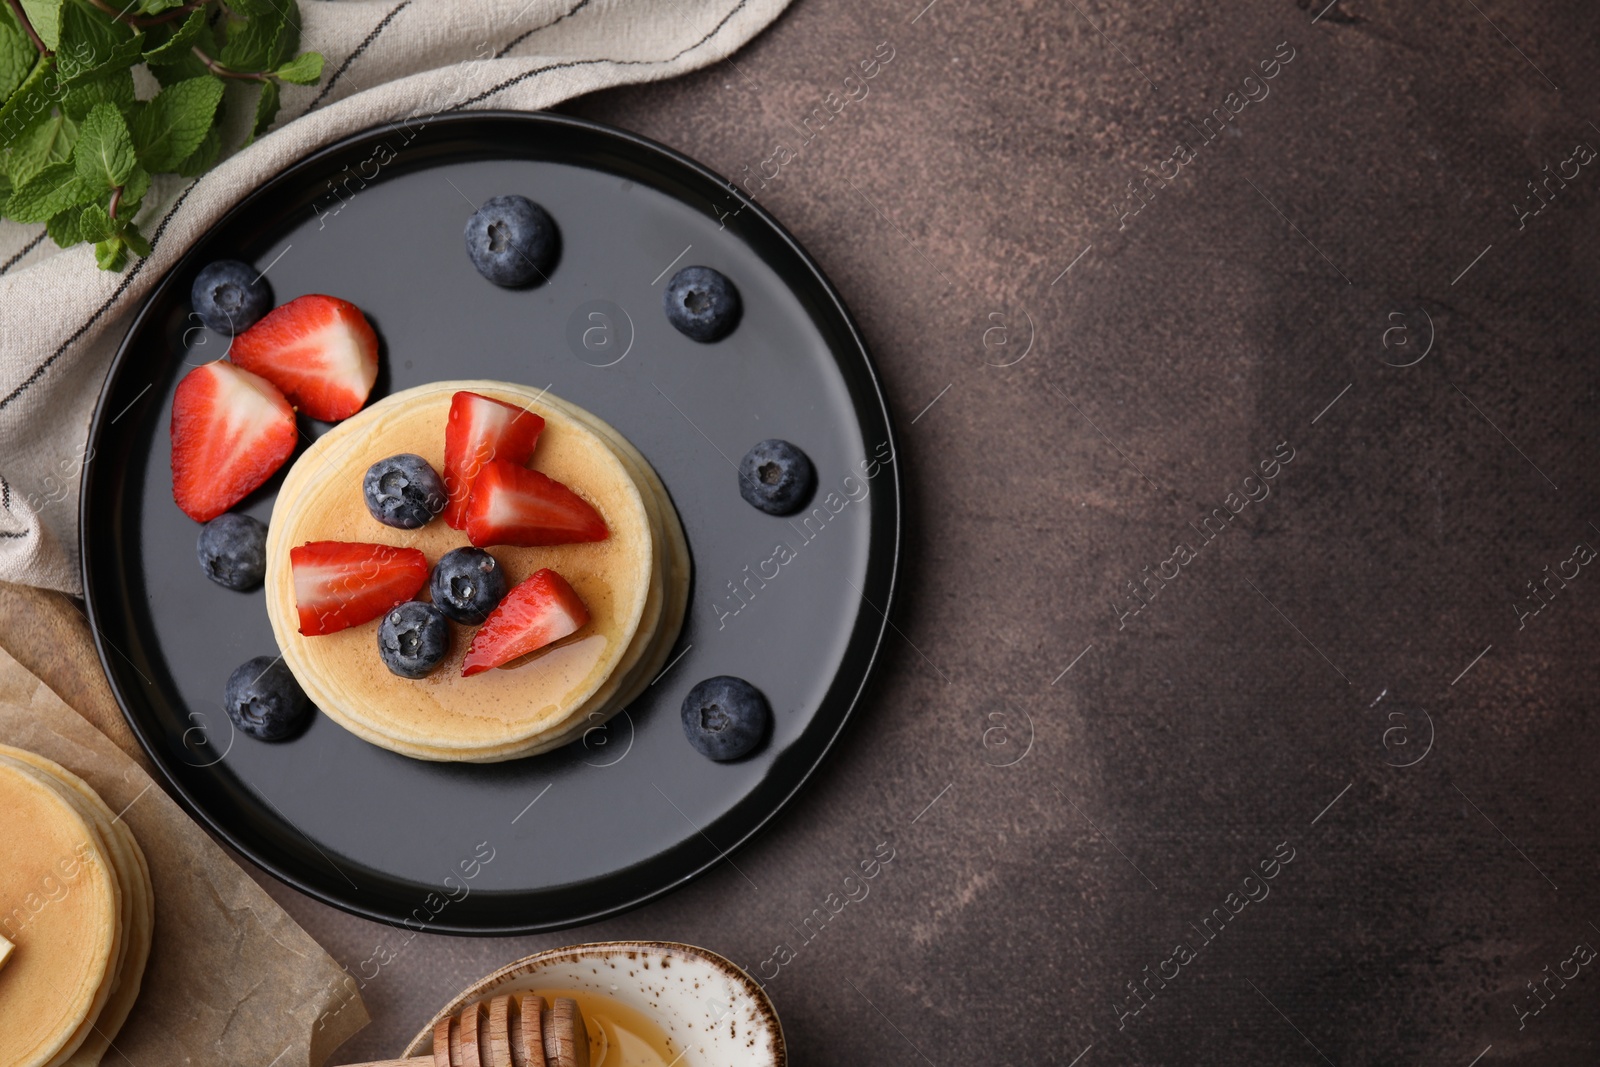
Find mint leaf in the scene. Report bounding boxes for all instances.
[74,102,137,189]
[120,218,148,256]
[8,111,76,184]
[118,163,149,212]
[0,3,35,101]
[0,56,58,150]
[142,6,207,63]
[138,0,190,12]
[78,199,114,241]
[131,74,220,171]
[148,50,210,85]
[7,160,95,221]
[0,173,10,216]
[219,9,282,71]
[249,76,277,141]
[94,234,127,271]
[46,203,83,246]
[173,122,217,176]
[221,0,298,71]
[268,0,300,65]
[229,0,291,21]
[17,0,60,52]
[61,66,135,120]
[273,51,321,86]
[57,2,143,83]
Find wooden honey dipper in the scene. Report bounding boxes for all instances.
[347,993,591,1067]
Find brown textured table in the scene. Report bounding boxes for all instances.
[21,0,1600,1062]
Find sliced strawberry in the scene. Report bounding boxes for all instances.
[462,569,589,676]
[230,294,379,421]
[290,541,429,636]
[463,460,608,548]
[170,361,298,522]
[442,391,545,529]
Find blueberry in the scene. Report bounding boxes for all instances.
[429,547,507,625]
[224,656,310,741]
[738,439,815,516]
[195,512,267,591]
[464,195,558,287]
[663,266,741,342]
[190,260,272,335]
[377,601,451,679]
[680,675,770,761]
[363,453,447,529]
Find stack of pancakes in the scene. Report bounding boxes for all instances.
[265,381,690,762]
[0,746,154,1067]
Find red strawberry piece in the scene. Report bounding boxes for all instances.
[290,540,429,636]
[463,460,608,548]
[462,568,589,676]
[170,361,298,522]
[230,294,379,422]
[442,391,545,529]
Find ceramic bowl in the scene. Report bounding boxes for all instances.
[401,941,785,1066]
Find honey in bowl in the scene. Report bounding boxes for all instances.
[536,988,686,1067]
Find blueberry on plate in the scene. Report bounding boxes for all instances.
[377,601,451,679]
[224,656,310,741]
[680,675,770,761]
[191,260,272,335]
[738,439,815,516]
[663,265,741,342]
[195,512,268,591]
[429,547,507,625]
[363,453,447,529]
[464,194,558,287]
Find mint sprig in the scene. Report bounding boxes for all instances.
[0,0,323,271]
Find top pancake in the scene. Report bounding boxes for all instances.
[0,761,119,1067]
[265,381,654,755]
[359,390,692,762]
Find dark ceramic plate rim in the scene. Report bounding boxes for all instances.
[80,110,900,934]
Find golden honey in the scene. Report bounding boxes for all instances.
[531,988,686,1067]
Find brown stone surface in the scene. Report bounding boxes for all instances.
[17,0,1600,1062]
[552,2,1600,1060]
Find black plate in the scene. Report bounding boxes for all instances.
[81,112,899,934]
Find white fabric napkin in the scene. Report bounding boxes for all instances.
[0,0,788,593]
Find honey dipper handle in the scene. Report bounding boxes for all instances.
[340,988,582,1067]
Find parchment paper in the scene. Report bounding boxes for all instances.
[0,641,369,1066]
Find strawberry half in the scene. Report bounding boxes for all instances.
[231,294,379,422]
[442,391,545,529]
[462,569,589,676]
[463,460,608,548]
[290,541,429,636]
[170,361,297,522]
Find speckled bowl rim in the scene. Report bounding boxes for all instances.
[400,940,786,1065]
